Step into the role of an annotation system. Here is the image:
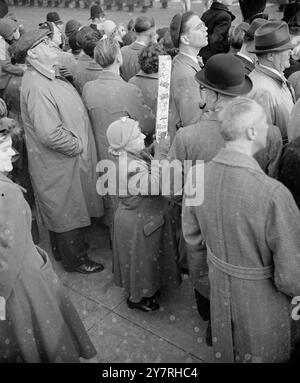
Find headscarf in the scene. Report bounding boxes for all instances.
[107,117,139,156]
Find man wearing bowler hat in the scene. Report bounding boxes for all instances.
[168,53,282,345]
[248,20,295,143]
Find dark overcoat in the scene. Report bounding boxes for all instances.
[74,57,102,95]
[200,2,235,63]
[120,41,145,82]
[279,136,300,209]
[129,70,158,115]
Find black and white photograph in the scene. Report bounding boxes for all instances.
[0,0,300,369]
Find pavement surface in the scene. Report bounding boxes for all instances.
[39,223,214,363]
[13,0,283,364]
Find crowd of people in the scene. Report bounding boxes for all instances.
[1,0,300,363]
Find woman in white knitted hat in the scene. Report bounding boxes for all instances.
[105,117,181,312]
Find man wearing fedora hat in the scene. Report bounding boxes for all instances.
[248,20,295,143]
[235,18,268,75]
[168,53,282,345]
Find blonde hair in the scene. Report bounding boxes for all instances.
[218,97,265,141]
[94,36,120,68]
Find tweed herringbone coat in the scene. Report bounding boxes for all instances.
[182,149,300,363]
[168,111,282,294]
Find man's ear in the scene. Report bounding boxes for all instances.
[245,125,256,141]
[27,48,38,60]
[266,52,274,62]
[180,34,189,46]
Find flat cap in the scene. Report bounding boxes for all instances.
[10,29,50,64]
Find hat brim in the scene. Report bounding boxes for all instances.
[247,40,294,54]
[195,70,253,97]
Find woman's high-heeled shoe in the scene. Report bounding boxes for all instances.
[127,297,160,312]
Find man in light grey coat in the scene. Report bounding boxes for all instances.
[248,20,295,143]
[14,30,104,274]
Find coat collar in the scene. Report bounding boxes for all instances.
[78,53,93,63]
[0,172,12,184]
[210,1,235,20]
[97,70,124,81]
[135,70,158,79]
[87,59,102,71]
[26,59,55,81]
[255,64,286,85]
[201,110,219,122]
[0,172,27,193]
[175,52,201,72]
[212,148,264,174]
[129,41,147,51]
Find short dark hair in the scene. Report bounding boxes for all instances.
[229,26,245,50]
[161,29,179,59]
[68,31,81,52]
[138,43,166,74]
[122,30,136,46]
[134,15,155,34]
[94,37,120,68]
[76,26,100,57]
[170,11,196,48]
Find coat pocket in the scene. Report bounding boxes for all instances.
[143,215,165,237]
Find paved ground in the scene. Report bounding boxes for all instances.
[13,0,283,364]
[39,223,214,363]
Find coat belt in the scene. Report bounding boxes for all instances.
[207,246,274,281]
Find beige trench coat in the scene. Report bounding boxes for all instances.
[21,67,103,233]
